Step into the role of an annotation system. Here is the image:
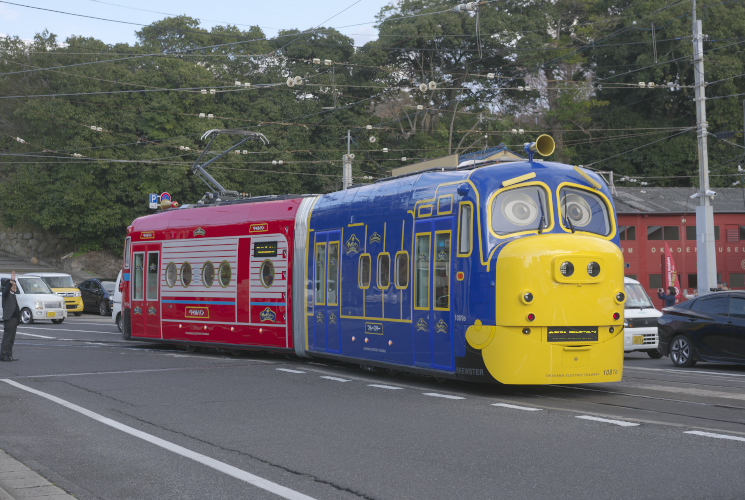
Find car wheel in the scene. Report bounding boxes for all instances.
[20,308,33,325]
[116,313,122,333]
[99,301,109,316]
[74,312,82,317]
[670,334,697,367]
[51,318,64,324]
[647,349,663,359]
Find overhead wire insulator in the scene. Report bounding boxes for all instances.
[294,76,303,85]
[287,77,295,87]
[324,59,332,66]
[369,136,376,143]
[199,113,206,118]
[419,83,428,92]
[312,58,321,64]
[428,81,437,90]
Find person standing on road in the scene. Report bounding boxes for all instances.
[657,286,677,308]
[1,271,20,361]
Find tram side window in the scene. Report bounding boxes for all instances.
[315,243,326,304]
[395,252,409,289]
[435,233,451,309]
[124,237,131,269]
[359,254,371,288]
[378,253,391,289]
[133,253,144,300]
[415,234,431,308]
[147,253,159,300]
[458,203,472,255]
[328,243,339,305]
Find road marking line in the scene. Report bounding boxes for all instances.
[16,333,56,339]
[685,431,745,442]
[423,393,465,400]
[492,403,543,411]
[0,379,317,500]
[276,368,306,374]
[368,384,403,390]
[576,415,639,427]
[320,376,351,382]
[18,327,119,335]
[627,366,745,378]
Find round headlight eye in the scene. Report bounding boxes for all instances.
[560,261,574,277]
[587,262,601,277]
[523,292,534,303]
[616,292,626,302]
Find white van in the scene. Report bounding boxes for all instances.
[623,277,662,358]
[112,270,122,333]
[0,274,68,324]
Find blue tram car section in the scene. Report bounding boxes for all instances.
[305,143,626,384]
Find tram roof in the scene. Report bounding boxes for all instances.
[613,187,745,214]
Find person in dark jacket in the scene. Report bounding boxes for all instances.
[1,271,20,361]
[657,286,677,308]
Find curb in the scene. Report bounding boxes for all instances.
[0,449,74,499]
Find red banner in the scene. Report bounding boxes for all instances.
[664,243,681,298]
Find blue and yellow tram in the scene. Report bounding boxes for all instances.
[124,136,625,384]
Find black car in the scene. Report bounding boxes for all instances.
[658,291,745,367]
[78,278,117,315]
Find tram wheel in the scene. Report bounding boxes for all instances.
[670,334,697,367]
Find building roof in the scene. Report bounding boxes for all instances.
[459,144,526,163]
[613,187,745,214]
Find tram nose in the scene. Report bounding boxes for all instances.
[495,234,625,328]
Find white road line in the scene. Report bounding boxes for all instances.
[18,327,118,335]
[492,403,543,412]
[0,379,318,500]
[627,366,745,378]
[423,393,465,400]
[685,431,745,443]
[16,332,56,339]
[276,368,306,374]
[368,384,403,390]
[320,376,351,382]
[576,415,639,427]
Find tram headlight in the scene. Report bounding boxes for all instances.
[521,291,534,304]
[615,291,626,304]
[560,261,574,277]
[587,261,601,277]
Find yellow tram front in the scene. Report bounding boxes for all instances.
[465,138,625,384]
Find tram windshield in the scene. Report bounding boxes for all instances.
[624,281,655,309]
[490,185,550,236]
[559,187,611,236]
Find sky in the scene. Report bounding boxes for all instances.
[0,0,393,47]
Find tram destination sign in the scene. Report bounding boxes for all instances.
[547,327,598,342]
[254,241,278,257]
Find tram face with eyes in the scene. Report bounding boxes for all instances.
[490,185,611,237]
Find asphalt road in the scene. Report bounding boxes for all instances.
[0,315,743,500]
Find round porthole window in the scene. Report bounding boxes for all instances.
[165,262,177,287]
[203,261,215,287]
[218,261,231,287]
[260,260,275,287]
[181,262,192,287]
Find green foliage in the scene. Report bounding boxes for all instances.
[2,5,745,251]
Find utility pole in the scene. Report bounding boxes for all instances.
[342,129,353,189]
[692,0,718,293]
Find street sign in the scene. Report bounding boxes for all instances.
[149,193,159,209]
[160,192,171,203]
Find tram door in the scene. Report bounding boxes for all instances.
[131,244,162,338]
[312,231,342,353]
[412,219,454,370]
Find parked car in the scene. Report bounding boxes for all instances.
[658,291,745,367]
[623,277,662,358]
[112,271,123,333]
[25,272,84,316]
[78,278,117,315]
[0,274,67,324]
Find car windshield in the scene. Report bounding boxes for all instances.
[101,281,116,293]
[18,277,54,294]
[625,282,654,308]
[41,276,75,288]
